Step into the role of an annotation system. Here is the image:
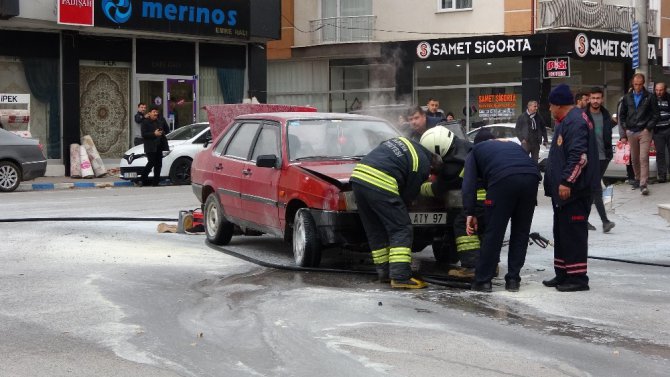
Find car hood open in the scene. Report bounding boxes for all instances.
[297,162,357,188]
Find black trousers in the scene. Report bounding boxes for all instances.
[352,182,413,280]
[141,151,163,186]
[653,127,670,179]
[475,174,538,284]
[552,195,591,285]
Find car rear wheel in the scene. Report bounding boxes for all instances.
[0,161,21,192]
[169,157,192,185]
[293,208,322,267]
[204,194,234,245]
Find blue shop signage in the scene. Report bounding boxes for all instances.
[94,0,250,39]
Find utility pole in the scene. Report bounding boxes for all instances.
[635,0,649,78]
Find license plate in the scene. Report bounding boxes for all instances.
[124,172,138,178]
[410,212,447,225]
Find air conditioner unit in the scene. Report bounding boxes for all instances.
[0,0,19,20]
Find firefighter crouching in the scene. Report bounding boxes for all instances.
[417,126,479,278]
[351,137,441,289]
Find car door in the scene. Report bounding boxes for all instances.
[214,121,260,221]
[240,121,282,233]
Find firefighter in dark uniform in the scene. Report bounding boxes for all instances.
[418,125,474,276]
[351,137,438,289]
[462,137,542,292]
[543,84,600,292]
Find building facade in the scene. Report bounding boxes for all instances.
[0,0,280,175]
[267,0,667,129]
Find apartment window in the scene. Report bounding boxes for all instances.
[438,0,472,11]
[318,0,374,43]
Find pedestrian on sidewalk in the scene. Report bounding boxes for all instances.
[543,84,600,292]
[619,73,659,195]
[653,82,670,183]
[515,100,549,162]
[139,105,169,186]
[585,87,616,233]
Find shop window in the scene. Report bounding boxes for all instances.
[469,57,522,85]
[416,60,467,86]
[438,0,472,11]
[267,61,329,110]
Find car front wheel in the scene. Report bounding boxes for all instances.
[204,194,234,245]
[169,157,192,185]
[292,208,322,267]
[0,161,21,192]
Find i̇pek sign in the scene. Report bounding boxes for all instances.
[58,0,95,26]
[543,56,570,78]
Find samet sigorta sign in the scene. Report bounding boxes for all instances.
[573,32,656,61]
[416,36,535,59]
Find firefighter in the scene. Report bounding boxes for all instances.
[350,137,439,289]
[462,136,542,292]
[418,125,475,276]
[543,83,600,292]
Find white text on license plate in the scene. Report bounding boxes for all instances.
[410,212,447,225]
[124,172,138,178]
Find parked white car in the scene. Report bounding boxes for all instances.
[467,123,552,170]
[604,130,657,179]
[120,122,210,185]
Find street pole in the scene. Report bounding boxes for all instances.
[635,0,649,79]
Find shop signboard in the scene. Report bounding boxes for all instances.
[632,22,640,69]
[478,93,516,120]
[413,34,543,61]
[572,31,656,62]
[543,56,570,79]
[58,0,95,26]
[94,0,250,39]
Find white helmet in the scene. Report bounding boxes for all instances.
[420,126,455,158]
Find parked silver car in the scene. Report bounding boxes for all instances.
[0,128,47,192]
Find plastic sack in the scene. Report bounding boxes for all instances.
[613,141,630,165]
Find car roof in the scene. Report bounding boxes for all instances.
[234,112,386,122]
[467,123,516,134]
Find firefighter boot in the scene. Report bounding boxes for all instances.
[391,277,428,289]
[375,263,390,283]
[447,266,475,280]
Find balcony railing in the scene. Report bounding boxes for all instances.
[536,0,658,36]
[310,15,376,45]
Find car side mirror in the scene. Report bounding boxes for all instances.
[203,136,212,148]
[256,154,279,168]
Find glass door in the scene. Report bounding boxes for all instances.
[139,80,165,113]
[167,79,196,130]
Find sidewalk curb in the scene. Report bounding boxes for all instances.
[18,180,134,192]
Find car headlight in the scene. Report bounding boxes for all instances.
[337,191,357,211]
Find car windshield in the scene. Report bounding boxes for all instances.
[287,119,399,161]
[167,123,208,141]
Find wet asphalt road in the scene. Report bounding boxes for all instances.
[1,186,668,376]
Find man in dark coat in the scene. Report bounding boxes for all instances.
[139,105,170,186]
[619,73,659,195]
[653,82,670,183]
[585,87,616,233]
[543,84,600,292]
[515,100,549,162]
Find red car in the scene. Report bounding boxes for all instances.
[191,112,448,267]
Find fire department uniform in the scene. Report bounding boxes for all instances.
[419,137,477,270]
[544,107,600,290]
[462,140,541,287]
[350,137,433,288]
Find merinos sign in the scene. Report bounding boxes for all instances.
[95,0,250,38]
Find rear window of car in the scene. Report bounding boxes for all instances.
[287,119,398,160]
[167,123,208,140]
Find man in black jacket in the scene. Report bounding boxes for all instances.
[351,137,439,289]
[653,82,670,183]
[619,73,659,195]
[543,84,600,292]
[139,106,170,186]
[515,100,549,162]
[585,87,616,233]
